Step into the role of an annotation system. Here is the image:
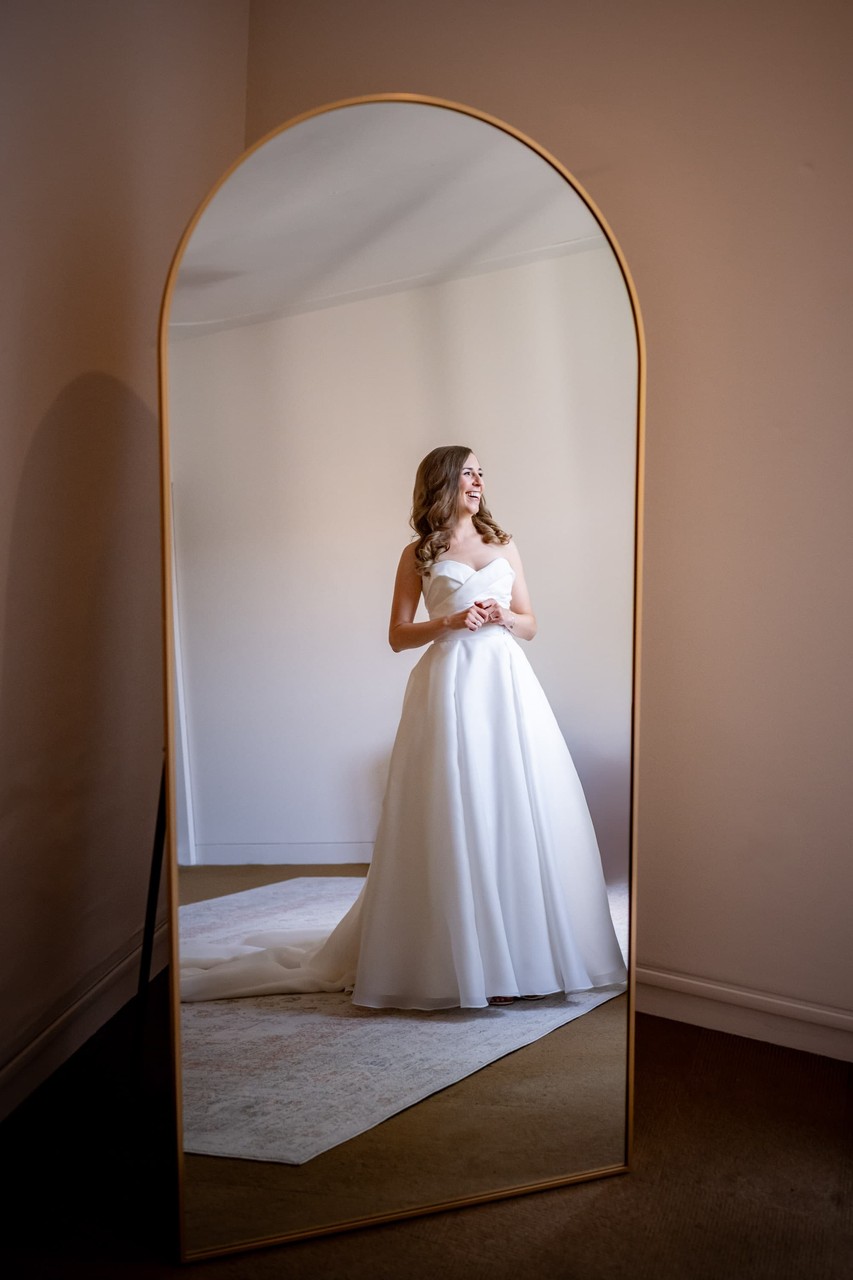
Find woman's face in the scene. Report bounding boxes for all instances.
[456,453,483,518]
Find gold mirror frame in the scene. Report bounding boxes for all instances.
[158,93,645,1262]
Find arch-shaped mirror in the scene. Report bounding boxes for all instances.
[160,95,643,1261]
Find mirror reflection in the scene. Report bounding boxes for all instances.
[162,98,639,1257]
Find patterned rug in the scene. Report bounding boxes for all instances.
[179,877,628,1164]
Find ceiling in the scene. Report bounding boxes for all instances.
[170,101,605,335]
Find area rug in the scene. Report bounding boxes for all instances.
[179,877,628,1165]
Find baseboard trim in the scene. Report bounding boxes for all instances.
[190,843,374,866]
[636,966,853,1062]
[0,922,171,1123]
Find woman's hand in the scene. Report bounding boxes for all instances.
[450,603,490,632]
[476,597,514,630]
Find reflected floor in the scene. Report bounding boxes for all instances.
[179,865,629,1256]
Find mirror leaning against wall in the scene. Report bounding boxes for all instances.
[158,95,644,1261]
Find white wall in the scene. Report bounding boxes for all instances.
[243,0,853,1060]
[168,245,636,877]
[0,0,250,1120]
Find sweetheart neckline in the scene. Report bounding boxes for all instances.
[431,555,512,574]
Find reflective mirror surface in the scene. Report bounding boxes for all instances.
[160,97,642,1260]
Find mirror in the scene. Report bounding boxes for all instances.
[160,96,642,1261]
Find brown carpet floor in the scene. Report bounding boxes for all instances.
[2,971,850,1279]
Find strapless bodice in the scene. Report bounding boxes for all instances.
[424,556,515,621]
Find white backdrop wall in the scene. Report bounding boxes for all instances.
[169,244,636,878]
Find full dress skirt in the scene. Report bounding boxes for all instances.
[181,557,626,1008]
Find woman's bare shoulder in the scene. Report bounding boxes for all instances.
[396,541,422,580]
[501,537,524,567]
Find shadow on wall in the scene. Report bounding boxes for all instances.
[0,374,163,1064]
[578,749,632,888]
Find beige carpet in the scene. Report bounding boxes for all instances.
[6,981,850,1278]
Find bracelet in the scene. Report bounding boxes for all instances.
[507,612,515,630]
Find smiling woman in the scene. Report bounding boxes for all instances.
[160,95,643,1259]
[180,441,626,1011]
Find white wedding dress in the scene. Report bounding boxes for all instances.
[181,556,626,1008]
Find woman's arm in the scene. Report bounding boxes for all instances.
[388,544,488,652]
[477,540,538,641]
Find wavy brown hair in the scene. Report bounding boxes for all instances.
[410,445,510,575]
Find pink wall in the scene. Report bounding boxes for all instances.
[2,0,850,1117]
[244,0,853,1054]
[0,0,250,1117]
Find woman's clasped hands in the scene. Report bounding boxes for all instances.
[452,597,511,632]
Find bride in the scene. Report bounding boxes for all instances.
[181,445,626,1008]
